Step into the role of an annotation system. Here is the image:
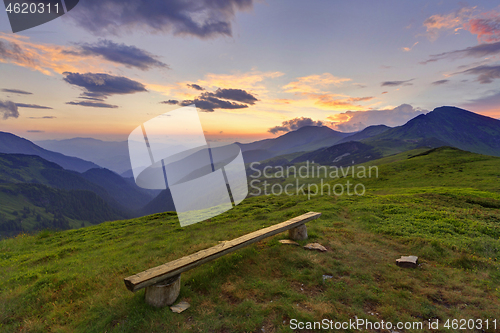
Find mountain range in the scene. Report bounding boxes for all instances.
[257,106,500,167]
[0,132,99,173]
[2,105,500,236]
[36,138,132,174]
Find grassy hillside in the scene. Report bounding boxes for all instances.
[1,148,500,332]
[0,183,126,238]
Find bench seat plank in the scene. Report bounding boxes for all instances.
[124,211,321,292]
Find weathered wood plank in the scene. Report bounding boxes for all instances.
[124,211,321,292]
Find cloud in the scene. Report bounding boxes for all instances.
[160,100,179,105]
[205,88,258,105]
[64,40,168,70]
[1,88,32,95]
[0,39,36,65]
[63,72,147,99]
[423,6,500,42]
[423,7,475,41]
[0,33,109,75]
[268,117,324,134]
[178,97,248,112]
[311,94,374,109]
[187,83,204,91]
[402,42,419,52]
[68,0,254,38]
[327,104,427,132]
[0,100,20,119]
[381,79,414,87]
[422,41,500,64]
[26,130,44,133]
[458,64,500,83]
[432,79,450,85]
[169,87,258,111]
[281,73,372,111]
[465,10,500,43]
[66,101,119,108]
[0,33,161,76]
[28,116,56,119]
[15,103,53,109]
[283,73,350,94]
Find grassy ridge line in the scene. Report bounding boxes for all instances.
[1,147,500,332]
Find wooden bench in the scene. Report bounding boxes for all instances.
[124,211,322,307]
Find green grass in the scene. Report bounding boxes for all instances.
[1,147,500,332]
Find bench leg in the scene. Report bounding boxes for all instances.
[144,274,181,307]
[289,224,307,240]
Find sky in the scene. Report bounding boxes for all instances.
[0,0,500,143]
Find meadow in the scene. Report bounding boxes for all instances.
[1,147,499,332]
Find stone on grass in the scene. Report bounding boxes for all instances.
[303,243,327,252]
[396,255,418,268]
[170,301,190,313]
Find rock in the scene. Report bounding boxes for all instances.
[279,239,300,246]
[170,301,190,313]
[396,255,418,268]
[303,243,327,252]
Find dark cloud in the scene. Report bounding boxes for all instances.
[268,117,323,134]
[15,103,53,109]
[422,41,500,64]
[160,100,179,105]
[69,0,254,38]
[79,96,106,101]
[28,116,56,119]
[208,88,258,105]
[27,130,45,133]
[381,79,414,87]
[66,101,119,108]
[459,65,500,84]
[432,79,450,85]
[187,83,204,91]
[63,72,147,99]
[172,87,258,111]
[0,40,37,67]
[0,100,20,119]
[2,88,32,95]
[65,40,168,70]
[179,97,247,112]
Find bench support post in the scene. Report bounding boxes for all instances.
[144,274,181,307]
[289,224,307,240]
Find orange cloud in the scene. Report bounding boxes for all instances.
[402,42,419,52]
[311,94,373,111]
[423,6,500,43]
[465,9,500,43]
[0,33,115,75]
[280,73,372,111]
[283,73,350,94]
[423,7,475,40]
